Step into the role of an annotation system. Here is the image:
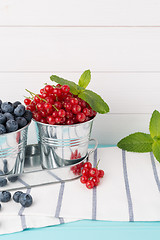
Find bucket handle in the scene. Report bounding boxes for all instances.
[87,138,98,159]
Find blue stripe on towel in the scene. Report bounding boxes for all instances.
[55,182,65,224]
[18,188,31,230]
[150,152,160,192]
[122,150,134,222]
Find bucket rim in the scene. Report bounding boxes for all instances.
[33,115,96,127]
[0,121,31,137]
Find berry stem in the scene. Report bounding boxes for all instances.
[24,95,33,100]
[25,89,58,111]
[44,82,56,88]
[96,159,100,169]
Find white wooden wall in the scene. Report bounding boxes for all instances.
[0,0,160,145]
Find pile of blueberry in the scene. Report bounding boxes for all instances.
[0,190,33,210]
[0,100,32,134]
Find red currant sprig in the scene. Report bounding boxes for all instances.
[80,160,104,189]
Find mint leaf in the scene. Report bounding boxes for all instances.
[152,141,160,163]
[149,110,160,139]
[117,132,153,152]
[50,75,81,95]
[78,89,109,114]
[78,70,91,89]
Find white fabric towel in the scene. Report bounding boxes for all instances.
[1,146,160,235]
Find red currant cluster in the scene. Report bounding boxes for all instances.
[24,84,96,125]
[71,162,84,175]
[80,162,104,189]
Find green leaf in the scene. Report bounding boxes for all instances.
[78,89,109,114]
[152,141,160,163]
[117,132,153,152]
[78,70,91,89]
[50,75,81,95]
[149,110,160,139]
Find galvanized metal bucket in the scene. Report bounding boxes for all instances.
[0,122,30,176]
[35,117,96,168]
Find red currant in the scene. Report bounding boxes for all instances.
[65,96,71,102]
[80,176,88,184]
[40,118,47,124]
[92,177,100,186]
[55,117,62,124]
[89,168,99,177]
[24,98,31,105]
[33,111,42,121]
[65,111,73,119]
[26,104,36,112]
[76,113,86,123]
[45,97,54,105]
[82,168,89,177]
[37,102,44,111]
[44,102,52,110]
[46,108,53,116]
[83,162,92,169]
[42,92,49,98]
[58,109,66,118]
[41,109,47,118]
[86,180,94,189]
[53,88,62,97]
[52,111,58,118]
[40,88,44,94]
[47,116,55,125]
[72,105,81,114]
[44,85,53,93]
[54,101,62,110]
[64,102,72,111]
[79,100,87,108]
[83,108,90,116]
[60,117,66,124]
[34,95,42,103]
[70,97,78,105]
[61,85,70,93]
[66,119,74,125]
[98,169,104,178]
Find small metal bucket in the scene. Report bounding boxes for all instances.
[35,117,96,168]
[0,122,30,176]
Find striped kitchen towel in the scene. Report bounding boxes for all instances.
[1,146,160,235]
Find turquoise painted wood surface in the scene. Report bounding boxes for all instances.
[1,220,160,240]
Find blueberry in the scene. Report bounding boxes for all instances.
[6,119,18,133]
[0,113,6,124]
[8,175,18,182]
[19,193,33,207]
[23,110,32,122]
[4,112,14,121]
[16,117,27,128]
[0,178,7,187]
[14,104,25,117]
[13,191,23,203]
[0,99,2,107]
[0,124,6,134]
[13,101,21,109]
[3,159,8,174]
[1,102,14,113]
[0,191,11,202]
